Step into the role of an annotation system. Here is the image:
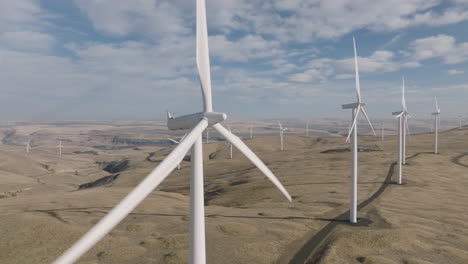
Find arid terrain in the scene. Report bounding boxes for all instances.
[0,120,467,264]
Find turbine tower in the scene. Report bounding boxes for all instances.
[392,77,411,166]
[432,97,441,154]
[249,125,253,139]
[53,1,291,263]
[278,121,287,151]
[342,37,375,224]
[168,134,187,170]
[392,78,410,184]
[228,125,233,159]
[57,140,63,157]
[24,139,31,154]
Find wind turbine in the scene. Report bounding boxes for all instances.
[430,114,434,133]
[392,77,410,184]
[24,139,31,154]
[57,140,63,157]
[432,97,441,154]
[278,122,287,151]
[228,125,233,159]
[53,1,291,263]
[392,77,410,165]
[168,134,187,170]
[342,37,375,224]
[249,125,253,139]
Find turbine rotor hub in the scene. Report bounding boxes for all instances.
[167,111,227,130]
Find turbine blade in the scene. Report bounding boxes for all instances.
[168,138,179,144]
[180,133,187,141]
[434,96,439,112]
[53,119,209,264]
[361,107,376,136]
[353,37,361,103]
[213,123,292,202]
[405,115,410,136]
[395,112,404,118]
[196,0,213,112]
[345,105,361,143]
[402,76,407,112]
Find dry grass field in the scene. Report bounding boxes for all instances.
[0,121,466,264]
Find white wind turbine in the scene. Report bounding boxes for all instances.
[342,37,375,224]
[393,77,411,165]
[430,114,434,133]
[432,97,441,154]
[24,139,31,154]
[53,1,292,263]
[392,77,410,184]
[228,125,233,159]
[57,140,63,157]
[249,124,253,139]
[278,121,287,151]
[168,134,187,170]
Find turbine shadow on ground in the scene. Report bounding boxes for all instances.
[451,152,468,168]
[288,151,434,264]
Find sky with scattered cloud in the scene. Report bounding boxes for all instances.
[0,0,467,121]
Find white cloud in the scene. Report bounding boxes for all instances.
[288,69,329,83]
[209,35,282,62]
[74,0,190,38]
[0,0,43,25]
[73,0,468,44]
[448,69,465,75]
[288,49,419,83]
[0,31,55,51]
[66,39,195,79]
[409,34,468,64]
[335,51,400,74]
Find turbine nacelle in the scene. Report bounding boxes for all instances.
[341,102,366,109]
[167,111,227,130]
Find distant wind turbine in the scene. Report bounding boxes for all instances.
[57,140,63,157]
[393,77,411,166]
[392,77,410,184]
[342,37,376,224]
[432,97,441,154]
[24,139,31,154]
[249,125,253,139]
[306,123,309,137]
[53,1,291,263]
[430,114,434,133]
[168,134,187,170]
[278,122,287,151]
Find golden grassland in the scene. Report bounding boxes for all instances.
[0,122,467,263]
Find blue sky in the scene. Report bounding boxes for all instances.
[0,0,467,121]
